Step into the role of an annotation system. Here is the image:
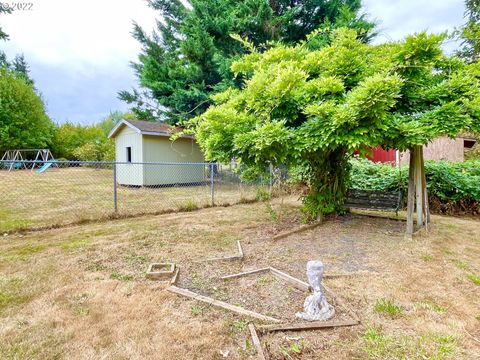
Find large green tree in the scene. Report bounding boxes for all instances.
[458,0,480,62]
[0,4,10,41]
[189,29,480,219]
[0,68,54,151]
[52,111,131,160]
[120,0,375,124]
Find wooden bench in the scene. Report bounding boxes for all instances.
[345,189,403,213]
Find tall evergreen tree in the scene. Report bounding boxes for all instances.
[458,0,480,62]
[120,0,375,124]
[0,4,10,41]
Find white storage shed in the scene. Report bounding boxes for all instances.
[108,119,206,186]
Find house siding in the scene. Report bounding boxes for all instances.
[142,136,205,186]
[399,136,465,165]
[115,126,144,186]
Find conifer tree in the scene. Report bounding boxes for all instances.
[120,0,375,124]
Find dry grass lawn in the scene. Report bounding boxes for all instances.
[0,197,479,359]
[0,167,263,232]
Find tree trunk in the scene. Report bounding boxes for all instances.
[420,148,430,225]
[415,145,424,227]
[406,148,416,238]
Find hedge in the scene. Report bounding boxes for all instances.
[349,158,480,215]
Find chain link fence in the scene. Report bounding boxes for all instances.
[0,160,272,232]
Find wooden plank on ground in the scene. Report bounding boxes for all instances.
[272,222,322,241]
[269,268,310,292]
[167,285,280,323]
[237,240,244,258]
[258,319,359,333]
[169,267,180,285]
[196,240,245,262]
[221,268,271,280]
[248,323,269,360]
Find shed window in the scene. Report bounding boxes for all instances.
[126,147,132,163]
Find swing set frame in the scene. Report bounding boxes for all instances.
[0,149,56,171]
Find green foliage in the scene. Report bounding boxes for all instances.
[0,4,11,41]
[255,187,270,201]
[121,0,375,124]
[457,0,480,62]
[265,203,279,222]
[179,199,199,212]
[279,340,304,359]
[52,112,124,160]
[230,319,248,333]
[467,273,480,285]
[362,328,456,360]
[191,29,480,218]
[374,298,403,318]
[0,68,54,152]
[349,158,480,214]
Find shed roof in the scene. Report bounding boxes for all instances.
[108,119,187,139]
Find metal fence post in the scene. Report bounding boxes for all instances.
[269,162,273,194]
[113,162,118,212]
[210,163,215,206]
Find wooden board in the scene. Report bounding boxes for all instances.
[167,285,280,323]
[258,319,359,333]
[248,323,269,360]
[269,268,310,292]
[272,222,322,241]
[197,240,245,262]
[237,240,244,258]
[221,268,271,280]
[170,267,180,285]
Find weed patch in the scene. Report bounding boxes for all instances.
[362,328,456,360]
[467,274,480,286]
[374,298,403,318]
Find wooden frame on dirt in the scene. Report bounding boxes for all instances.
[197,240,245,262]
[167,285,280,323]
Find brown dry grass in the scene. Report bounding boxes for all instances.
[0,197,479,359]
[0,167,263,232]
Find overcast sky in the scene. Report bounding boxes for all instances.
[0,0,467,125]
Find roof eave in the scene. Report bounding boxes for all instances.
[108,119,141,138]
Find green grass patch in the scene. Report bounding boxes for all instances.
[179,199,198,212]
[374,298,403,318]
[421,254,434,262]
[467,274,480,286]
[0,276,31,314]
[414,299,447,314]
[110,271,134,281]
[362,327,456,360]
[1,243,47,261]
[453,260,470,271]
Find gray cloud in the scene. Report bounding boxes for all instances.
[0,0,468,125]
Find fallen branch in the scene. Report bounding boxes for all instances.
[167,285,280,323]
[272,222,322,241]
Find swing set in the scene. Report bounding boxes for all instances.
[0,149,56,172]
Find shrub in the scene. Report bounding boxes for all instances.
[349,158,480,215]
